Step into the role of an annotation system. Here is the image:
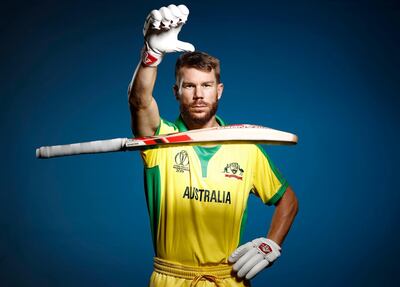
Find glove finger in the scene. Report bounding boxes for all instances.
[168,4,182,27]
[245,259,269,280]
[177,4,189,23]
[232,248,258,272]
[237,253,263,278]
[228,242,252,263]
[159,6,173,29]
[143,10,162,35]
[175,40,195,52]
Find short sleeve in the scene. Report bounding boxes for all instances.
[154,118,179,136]
[252,145,289,205]
[140,118,178,167]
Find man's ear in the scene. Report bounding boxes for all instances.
[217,83,224,100]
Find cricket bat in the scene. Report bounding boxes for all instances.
[36,124,298,159]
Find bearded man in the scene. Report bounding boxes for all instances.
[128,4,298,287]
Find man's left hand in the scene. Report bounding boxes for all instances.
[228,238,281,280]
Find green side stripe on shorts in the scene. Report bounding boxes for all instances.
[144,166,161,254]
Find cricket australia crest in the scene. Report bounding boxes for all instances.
[174,150,190,173]
[223,162,244,180]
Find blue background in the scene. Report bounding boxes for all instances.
[1,0,399,286]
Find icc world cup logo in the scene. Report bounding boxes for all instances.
[174,150,190,172]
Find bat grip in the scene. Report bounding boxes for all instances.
[36,138,127,158]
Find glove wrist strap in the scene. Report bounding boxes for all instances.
[141,42,164,67]
[265,238,281,251]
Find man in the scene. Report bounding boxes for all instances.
[128,4,298,287]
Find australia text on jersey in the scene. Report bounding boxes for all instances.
[182,186,231,204]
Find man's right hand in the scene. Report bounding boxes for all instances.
[141,4,195,67]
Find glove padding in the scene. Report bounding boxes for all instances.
[229,238,281,280]
[141,4,195,66]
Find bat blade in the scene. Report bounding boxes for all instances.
[125,124,297,148]
[36,124,298,159]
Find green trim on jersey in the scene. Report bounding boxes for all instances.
[239,205,248,244]
[268,181,289,205]
[154,115,226,135]
[155,118,177,136]
[154,120,162,136]
[256,144,288,205]
[175,116,187,132]
[175,115,226,177]
[193,145,222,177]
[174,115,227,132]
[144,166,161,254]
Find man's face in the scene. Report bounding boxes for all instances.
[174,67,224,126]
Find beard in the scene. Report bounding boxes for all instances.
[180,99,219,127]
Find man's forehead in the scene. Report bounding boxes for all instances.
[178,67,216,81]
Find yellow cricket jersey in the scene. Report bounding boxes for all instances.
[140,115,288,267]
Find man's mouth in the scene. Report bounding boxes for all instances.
[190,105,208,113]
[191,102,208,108]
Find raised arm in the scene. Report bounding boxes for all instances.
[128,64,160,137]
[128,4,195,137]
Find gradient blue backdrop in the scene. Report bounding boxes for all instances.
[1,0,399,286]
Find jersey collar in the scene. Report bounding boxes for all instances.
[175,115,226,132]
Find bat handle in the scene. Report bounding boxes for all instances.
[36,138,127,158]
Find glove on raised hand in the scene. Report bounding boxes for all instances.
[229,238,281,280]
[141,4,195,66]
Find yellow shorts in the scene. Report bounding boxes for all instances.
[149,257,250,287]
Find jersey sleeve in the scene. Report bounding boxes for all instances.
[140,118,178,168]
[251,145,289,205]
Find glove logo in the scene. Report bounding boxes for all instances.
[142,51,158,66]
[258,242,272,255]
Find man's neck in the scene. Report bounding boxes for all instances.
[181,115,220,130]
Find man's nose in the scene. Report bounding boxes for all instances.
[193,85,204,99]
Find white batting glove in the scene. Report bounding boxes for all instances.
[229,238,281,280]
[141,4,195,66]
